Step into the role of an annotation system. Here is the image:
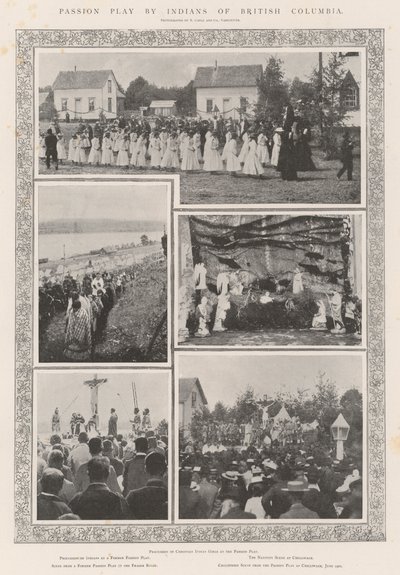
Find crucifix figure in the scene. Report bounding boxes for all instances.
[83,374,107,430]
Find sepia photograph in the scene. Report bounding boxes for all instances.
[177,352,364,522]
[176,213,363,347]
[37,49,363,205]
[35,370,170,522]
[36,182,170,364]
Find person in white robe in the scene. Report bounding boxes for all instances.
[150,132,162,168]
[160,133,180,170]
[56,134,67,163]
[101,133,114,166]
[203,133,222,173]
[181,133,200,171]
[68,135,77,163]
[88,136,101,165]
[257,132,270,166]
[243,134,264,176]
[271,127,283,167]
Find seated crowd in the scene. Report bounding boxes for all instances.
[37,433,168,520]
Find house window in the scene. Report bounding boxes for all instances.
[342,86,359,110]
[108,80,112,93]
[240,97,248,112]
[88,97,95,112]
[108,98,112,113]
[191,392,197,408]
[61,98,68,112]
[206,99,213,113]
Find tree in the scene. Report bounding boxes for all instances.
[175,80,196,116]
[140,234,149,246]
[309,53,349,158]
[189,405,211,443]
[125,76,153,109]
[256,57,289,123]
[230,387,259,425]
[289,77,315,103]
[340,388,362,445]
[212,401,229,422]
[311,372,340,434]
[155,418,168,436]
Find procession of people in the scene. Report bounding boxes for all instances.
[39,268,134,361]
[40,103,352,182]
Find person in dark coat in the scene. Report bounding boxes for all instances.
[279,480,319,519]
[126,451,168,520]
[37,468,72,520]
[278,130,297,181]
[219,486,256,520]
[44,128,58,170]
[337,131,354,180]
[69,457,127,520]
[196,466,219,519]
[122,437,149,496]
[179,469,200,519]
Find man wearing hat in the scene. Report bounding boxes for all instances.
[279,479,319,519]
[195,466,219,520]
[126,452,168,520]
[219,486,256,520]
[122,437,149,496]
[179,468,200,519]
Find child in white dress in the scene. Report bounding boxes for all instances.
[203,132,222,173]
[225,133,241,175]
[160,133,180,170]
[88,136,101,165]
[150,132,162,168]
[68,134,77,163]
[56,134,67,163]
[116,134,130,167]
[271,127,283,167]
[181,132,200,171]
[101,132,114,166]
[238,131,250,165]
[257,132,270,166]
[243,134,264,176]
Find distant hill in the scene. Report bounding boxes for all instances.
[39,219,165,235]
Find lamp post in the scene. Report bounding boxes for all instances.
[330,413,350,461]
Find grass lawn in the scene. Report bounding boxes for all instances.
[39,121,361,205]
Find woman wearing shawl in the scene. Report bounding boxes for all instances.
[64,300,92,361]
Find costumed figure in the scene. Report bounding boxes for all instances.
[327,290,346,334]
[311,299,328,330]
[213,293,231,332]
[142,408,151,431]
[292,267,304,294]
[193,262,207,290]
[51,408,60,433]
[195,296,210,338]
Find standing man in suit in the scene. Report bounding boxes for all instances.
[44,128,58,170]
[37,468,72,520]
[122,437,149,496]
[280,480,320,519]
[126,452,168,520]
[74,437,121,495]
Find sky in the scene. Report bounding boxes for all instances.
[179,354,363,411]
[39,50,327,90]
[36,371,169,434]
[38,184,168,223]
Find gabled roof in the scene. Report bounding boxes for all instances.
[150,100,176,108]
[194,65,263,89]
[53,69,118,91]
[179,378,208,405]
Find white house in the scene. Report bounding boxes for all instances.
[52,69,125,121]
[194,63,262,120]
[149,100,177,117]
[179,378,208,438]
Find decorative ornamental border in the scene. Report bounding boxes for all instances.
[15,28,384,543]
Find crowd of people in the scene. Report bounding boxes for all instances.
[37,425,169,521]
[40,104,353,181]
[39,268,134,361]
[179,441,362,521]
